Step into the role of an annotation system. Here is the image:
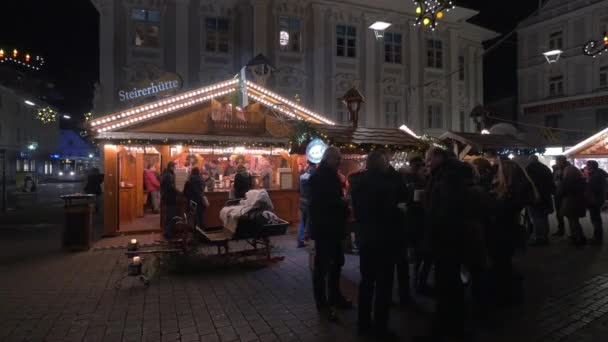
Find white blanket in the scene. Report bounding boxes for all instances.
[219,189,274,233]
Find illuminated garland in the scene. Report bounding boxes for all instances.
[37,107,57,124]
[583,32,608,58]
[413,0,454,30]
[84,112,93,122]
[0,48,45,70]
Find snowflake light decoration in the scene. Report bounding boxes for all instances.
[37,107,57,124]
[413,0,455,30]
[84,111,93,122]
[583,32,608,58]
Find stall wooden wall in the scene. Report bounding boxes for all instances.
[103,145,118,236]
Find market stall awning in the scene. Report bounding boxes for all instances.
[439,131,533,158]
[95,131,288,145]
[564,127,608,157]
[90,78,335,134]
[314,125,422,149]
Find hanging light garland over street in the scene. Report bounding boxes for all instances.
[583,32,608,58]
[412,0,455,30]
[36,107,57,124]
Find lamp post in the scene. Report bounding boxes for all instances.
[341,87,365,128]
[369,21,392,40]
[543,49,563,64]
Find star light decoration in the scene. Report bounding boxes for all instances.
[37,107,57,124]
[413,0,455,30]
[583,32,608,58]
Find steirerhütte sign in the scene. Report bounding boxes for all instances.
[118,63,183,103]
[119,80,180,102]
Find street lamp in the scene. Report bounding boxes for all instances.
[341,87,365,128]
[369,21,392,40]
[62,114,71,119]
[543,49,563,64]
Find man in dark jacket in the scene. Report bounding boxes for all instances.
[416,147,469,341]
[351,151,407,338]
[553,155,571,236]
[161,162,179,239]
[297,162,316,248]
[586,160,607,244]
[309,146,351,320]
[526,155,555,246]
[183,167,206,228]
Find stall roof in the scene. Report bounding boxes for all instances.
[95,131,288,145]
[90,78,335,134]
[314,125,422,148]
[439,131,532,151]
[564,127,608,157]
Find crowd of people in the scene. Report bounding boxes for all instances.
[304,146,607,341]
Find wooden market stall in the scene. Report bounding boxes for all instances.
[91,78,336,236]
[439,131,534,161]
[564,127,608,169]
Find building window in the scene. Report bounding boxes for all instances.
[596,109,608,128]
[132,9,161,48]
[205,17,229,53]
[549,31,563,50]
[426,39,443,69]
[426,103,443,129]
[544,114,561,128]
[458,56,465,81]
[336,25,356,58]
[600,66,608,88]
[549,76,564,97]
[336,99,347,124]
[278,17,301,52]
[384,100,399,128]
[384,32,402,64]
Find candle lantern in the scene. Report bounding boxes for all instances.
[127,238,139,251]
[341,86,366,128]
[128,256,142,276]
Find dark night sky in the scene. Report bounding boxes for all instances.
[0,0,539,126]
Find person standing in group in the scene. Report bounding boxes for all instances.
[553,156,571,236]
[351,151,406,339]
[233,164,253,199]
[585,160,607,244]
[414,147,469,342]
[560,165,589,246]
[526,155,555,246]
[144,164,161,214]
[309,146,352,321]
[84,168,104,213]
[297,162,316,248]
[161,162,179,239]
[183,167,206,228]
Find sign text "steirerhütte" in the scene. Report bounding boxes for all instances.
[118,81,180,102]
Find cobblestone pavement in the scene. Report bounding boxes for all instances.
[3,186,608,341]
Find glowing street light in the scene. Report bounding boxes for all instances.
[62,115,71,119]
[24,100,35,106]
[543,49,563,64]
[369,21,392,40]
[481,129,490,135]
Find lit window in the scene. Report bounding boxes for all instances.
[426,39,443,69]
[132,9,161,48]
[600,66,608,88]
[336,99,347,124]
[459,56,465,81]
[336,25,356,58]
[205,18,229,53]
[544,114,561,128]
[279,17,301,52]
[384,100,399,128]
[426,103,443,129]
[549,75,564,97]
[384,32,402,64]
[549,31,563,51]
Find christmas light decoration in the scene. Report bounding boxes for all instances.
[37,107,57,124]
[84,112,93,122]
[412,0,454,30]
[0,47,44,70]
[583,32,608,58]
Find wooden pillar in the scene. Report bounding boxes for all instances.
[157,145,171,229]
[135,153,144,218]
[103,144,119,236]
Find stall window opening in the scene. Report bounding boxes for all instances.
[426,103,443,129]
[206,18,230,53]
[279,17,301,52]
[132,9,161,48]
[384,32,402,64]
[336,25,356,58]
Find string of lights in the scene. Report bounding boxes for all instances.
[0,48,45,70]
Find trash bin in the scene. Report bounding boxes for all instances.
[60,194,96,251]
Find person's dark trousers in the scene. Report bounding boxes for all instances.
[567,216,587,244]
[313,239,345,307]
[164,204,177,239]
[589,205,604,241]
[529,207,550,242]
[396,245,410,304]
[358,244,395,333]
[555,196,565,234]
[432,255,465,338]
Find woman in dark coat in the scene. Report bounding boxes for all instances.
[183,167,206,227]
[233,164,253,199]
[561,165,588,246]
